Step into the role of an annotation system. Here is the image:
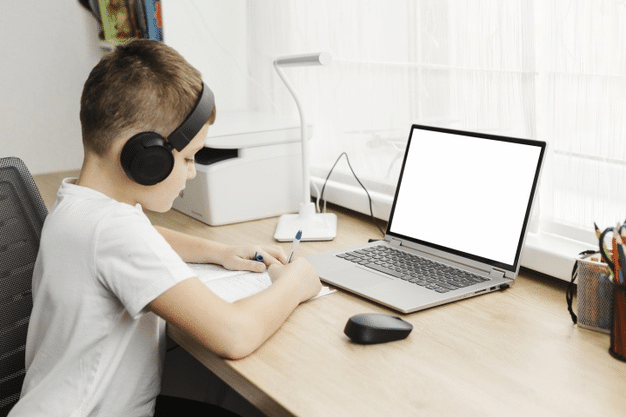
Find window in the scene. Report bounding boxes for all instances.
[246,0,626,279]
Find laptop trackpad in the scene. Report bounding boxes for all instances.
[327,266,393,289]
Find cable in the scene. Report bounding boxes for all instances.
[567,249,599,324]
[319,152,385,237]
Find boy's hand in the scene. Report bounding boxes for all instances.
[267,258,322,303]
[219,245,288,273]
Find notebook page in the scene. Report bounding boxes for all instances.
[189,263,334,303]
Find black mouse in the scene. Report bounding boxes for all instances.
[344,313,413,344]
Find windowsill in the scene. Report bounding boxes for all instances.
[521,232,596,281]
[312,175,596,282]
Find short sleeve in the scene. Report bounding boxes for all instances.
[94,207,195,318]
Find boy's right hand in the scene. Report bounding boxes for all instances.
[267,258,322,303]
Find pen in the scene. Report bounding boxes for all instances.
[617,245,626,285]
[287,230,302,263]
[615,228,626,285]
[252,252,264,263]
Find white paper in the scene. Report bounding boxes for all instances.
[189,263,335,303]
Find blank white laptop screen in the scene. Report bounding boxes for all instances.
[388,126,544,270]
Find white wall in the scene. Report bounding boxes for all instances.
[0,2,103,175]
[163,0,249,112]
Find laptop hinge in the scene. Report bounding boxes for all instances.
[389,238,402,248]
[489,268,506,279]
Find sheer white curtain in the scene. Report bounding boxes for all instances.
[246,0,626,278]
[538,1,626,242]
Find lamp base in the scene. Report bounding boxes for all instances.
[274,202,337,241]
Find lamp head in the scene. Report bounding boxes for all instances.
[274,52,332,67]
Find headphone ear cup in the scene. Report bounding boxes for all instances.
[120,132,174,186]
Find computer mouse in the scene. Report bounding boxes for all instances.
[344,313,413,344]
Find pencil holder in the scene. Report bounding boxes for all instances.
[609,283,626,361]
[574,254,614,333]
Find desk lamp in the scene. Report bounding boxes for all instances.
[273,52,337,241]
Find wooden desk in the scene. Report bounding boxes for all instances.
[34,172,626,417]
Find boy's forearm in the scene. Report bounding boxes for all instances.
[229,277,302,353]
[151,227,320,359]
[225,260,321,357]
[149,276,303,360]
[154,225,227,264]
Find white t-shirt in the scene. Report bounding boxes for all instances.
[9,179,195,417]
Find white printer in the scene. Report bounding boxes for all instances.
[172,111,305,226]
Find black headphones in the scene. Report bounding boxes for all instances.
[120,82,215,186]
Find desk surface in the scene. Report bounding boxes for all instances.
[35,171,626,417]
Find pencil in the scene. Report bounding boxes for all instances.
[594,222,602,239]
[615,225,626,284]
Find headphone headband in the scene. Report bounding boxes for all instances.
[168,82,215,151]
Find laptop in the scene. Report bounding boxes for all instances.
[307,124,546,314]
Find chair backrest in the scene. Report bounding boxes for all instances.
[0,157,47,417]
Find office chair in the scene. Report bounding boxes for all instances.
[0,157,47,417]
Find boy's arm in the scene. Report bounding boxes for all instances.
[154,225,287,270]
[148,258,322,360]
[154,225,229,263]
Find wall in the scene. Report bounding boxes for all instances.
[0,2,103,175]
[162,0,248,112]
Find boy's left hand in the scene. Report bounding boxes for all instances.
[220,245,288,273]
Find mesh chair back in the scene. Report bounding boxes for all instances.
[0,157,47,417]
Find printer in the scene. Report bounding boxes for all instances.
[172,111,305,226]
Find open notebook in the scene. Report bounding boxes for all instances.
[308,124,545,314]
[189,263,334,303]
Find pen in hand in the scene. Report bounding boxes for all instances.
[287,230,302,263]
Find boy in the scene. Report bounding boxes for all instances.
[9,40,321,416]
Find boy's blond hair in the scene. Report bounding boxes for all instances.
[80,39,215,156]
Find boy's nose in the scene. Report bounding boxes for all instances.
[188,163,197,180]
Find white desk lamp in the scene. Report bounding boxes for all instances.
[273,52,337,241]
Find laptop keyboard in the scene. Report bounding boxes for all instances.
[336,246,489,293]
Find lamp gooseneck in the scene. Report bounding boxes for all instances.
[272,52,337,241]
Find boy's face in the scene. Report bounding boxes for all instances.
[138,123,209,213]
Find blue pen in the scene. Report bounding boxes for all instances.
[617,239,626,285]
[287,230,302,263]
[252,252,264,263]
